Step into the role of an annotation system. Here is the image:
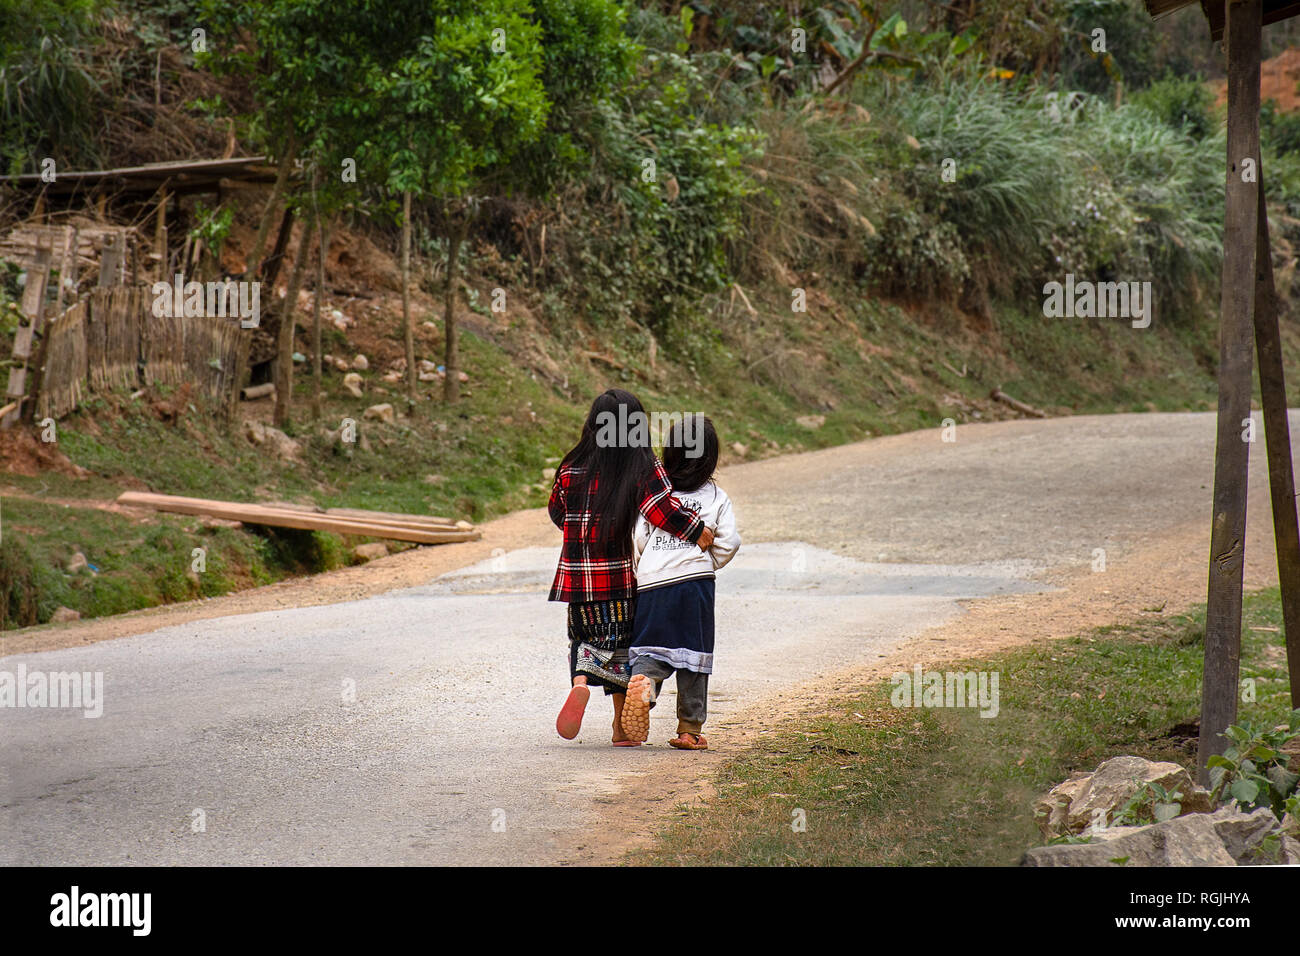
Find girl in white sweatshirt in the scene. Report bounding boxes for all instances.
[620,415,740,750]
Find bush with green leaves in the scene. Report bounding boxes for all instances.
[1130,72,1217,140]
[558,38,762,333]
[1059,0,1160,95]
[1207,710,1300,822]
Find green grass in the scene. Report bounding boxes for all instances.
[632,587,1296,867]
[0,496,284,625]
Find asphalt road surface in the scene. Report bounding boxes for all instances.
[0,412,1287,865]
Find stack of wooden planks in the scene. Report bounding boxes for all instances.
[116,492,479,544]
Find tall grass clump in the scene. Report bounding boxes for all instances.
[877,70,1073,296]
[792,68,1227,316]
[0,0,106,175]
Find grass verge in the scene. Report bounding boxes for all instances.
[632,587,1296,866]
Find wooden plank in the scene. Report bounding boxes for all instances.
[115,492,479,544]
[326,506,459,528]
[1199,0,1262,785]
[1252,178,1300,709]
[266,502,458,528]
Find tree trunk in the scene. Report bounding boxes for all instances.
[247,131,296,280]
[402,191,417,403]
[274,211,314,427]
[443,219,467,403]
[312,217,331,421]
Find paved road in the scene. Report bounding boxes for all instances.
[0,412,1288,865]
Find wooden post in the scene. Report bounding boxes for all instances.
[51,226,72,318]
[1199,0,1262,783]
[98,232,125,287]
[10,239,52,427]
[154,190,169,282]
[1253,179,1300,709]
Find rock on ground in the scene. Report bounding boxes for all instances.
[242,420,301,460]
[1022,806,1300,867]
[352,543,389,562]
[1034,755,1214,839]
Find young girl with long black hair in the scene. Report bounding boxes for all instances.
[548,389,714,745]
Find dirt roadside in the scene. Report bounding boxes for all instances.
[567,514,1285,865]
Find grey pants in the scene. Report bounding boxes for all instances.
[631,655,709,735]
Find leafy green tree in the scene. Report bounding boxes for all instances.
[345,1,549,403]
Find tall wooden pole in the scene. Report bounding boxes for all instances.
[1253,179,1300,709]
[1199,0,1262,784]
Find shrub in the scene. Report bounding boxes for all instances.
[1130,72,1217,140]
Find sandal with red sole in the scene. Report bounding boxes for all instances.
[669,732,708,750]
[556,684,590,739]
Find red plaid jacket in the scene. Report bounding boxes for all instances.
[548,458,704,603]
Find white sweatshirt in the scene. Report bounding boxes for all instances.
[632,481,740,591]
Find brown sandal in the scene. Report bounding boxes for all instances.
[669,732,708,750]
[620,675,654,743]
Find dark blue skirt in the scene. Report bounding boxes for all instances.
[629,578,715,674]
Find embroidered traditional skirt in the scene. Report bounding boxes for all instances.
[568,597,636,695]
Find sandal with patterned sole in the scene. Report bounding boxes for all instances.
[620,674,654,743]
[556,684,590,739]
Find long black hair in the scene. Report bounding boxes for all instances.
[560,388,656,544]
[662,414,718,494]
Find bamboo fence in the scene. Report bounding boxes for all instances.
[36,285,245,421]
